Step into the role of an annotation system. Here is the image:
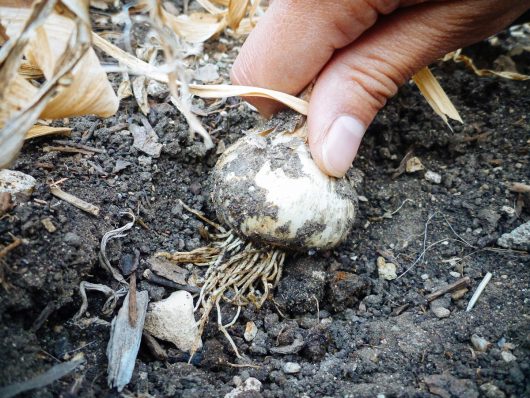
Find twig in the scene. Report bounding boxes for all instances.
[466,272,492,312]
[0,236,22,258]
[50,186,100,216]
[142,269,200,293]
[43,145,95,156]
[53,140,107,154]
[426,277,471,302]
[179,199,225,232]
[128,273,137,327]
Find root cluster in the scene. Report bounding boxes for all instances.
[158,228,285,357]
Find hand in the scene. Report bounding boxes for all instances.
[231,0,529,177]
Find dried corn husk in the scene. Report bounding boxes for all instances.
[412,67,463,126]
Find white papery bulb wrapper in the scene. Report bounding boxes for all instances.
[211,129,358,250]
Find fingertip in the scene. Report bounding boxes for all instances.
[309,114,366,178]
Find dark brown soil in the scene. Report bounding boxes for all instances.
[0,15,529,398]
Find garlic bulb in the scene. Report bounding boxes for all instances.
[211,127,357,250]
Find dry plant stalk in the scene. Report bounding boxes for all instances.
[157,222,284,358]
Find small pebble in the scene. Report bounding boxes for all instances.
[406,156,424,173]
[449,271,461,278]
[224,377,261,398]
[283,362,301,374]
[471,334,490,352]
[432,307,450,319]
[64,232,81,247]
[244,321,258,342]
[425,170,442,184]
[501,351,516,363]
[377,257,397,280]
[480,382,506,398]
[421,273,430,280]
[451,288,468,301]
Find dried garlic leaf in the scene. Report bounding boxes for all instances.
[92,33,309,115]
[25,125,72,140]
[3,7,119,119]
[412,67,463,125]
[444,49,529,81]
[227,0,249,30]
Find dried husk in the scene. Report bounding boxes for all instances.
[412,67,463,126]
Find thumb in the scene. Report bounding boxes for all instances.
[308,0,526,177]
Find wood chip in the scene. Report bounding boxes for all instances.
[41,217,57,233]
[107,290,149,392]
[50,186,100,216]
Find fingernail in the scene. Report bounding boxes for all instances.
[322,115,365,177]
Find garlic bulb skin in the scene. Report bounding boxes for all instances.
[211,129,357,250]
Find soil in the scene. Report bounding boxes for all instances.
[1,8,529,398]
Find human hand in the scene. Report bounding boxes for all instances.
[231,0,530,177]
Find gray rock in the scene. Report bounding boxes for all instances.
[432,306,451,318]
[480,383,506,398]
[64,232,81,247]
[425,170,442,184]
[424,374,478,398]
[497,221,530,251]
[282,362,301,374]
[249,331,269,355]
[501,351,516,363]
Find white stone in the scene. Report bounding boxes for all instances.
[244,321,258,342]
[283,362,301,374]
[0,169,36,201]
[471,334,490,352]
[450,271,461,278]
[377,257,397,280]
[406,156,424,173]
[432,307,450,318]
[143,291,201,352]
[224,377,262,398]
[501,351,516,363]
[424,170,442,184]
[193,64,220,83]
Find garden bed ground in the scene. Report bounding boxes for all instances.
[0,12,529,398]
